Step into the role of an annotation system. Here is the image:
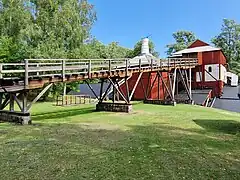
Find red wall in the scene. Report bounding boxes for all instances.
[202,51,226,65]
[120,72,169,100]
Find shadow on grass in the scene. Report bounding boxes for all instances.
[1,122,240,179]
[32,107,96,121]
[193,119,240,135]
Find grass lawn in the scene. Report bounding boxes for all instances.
[0,102,240,180]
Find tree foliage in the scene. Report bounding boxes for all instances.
[212,19,240,72]
[166,31,196,56]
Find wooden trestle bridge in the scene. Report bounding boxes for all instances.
[0,57,198,124]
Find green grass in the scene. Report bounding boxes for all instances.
[0,102,240,180]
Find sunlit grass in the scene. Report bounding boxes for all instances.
[0,102,240,180]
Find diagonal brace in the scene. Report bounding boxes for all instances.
[27,83,53,111]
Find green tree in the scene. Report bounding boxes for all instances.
[166,31,196,55]
[212,19,240,67]
[0,0,32,61]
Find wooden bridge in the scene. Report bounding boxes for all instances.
[0,57,198,124]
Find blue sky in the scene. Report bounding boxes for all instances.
[89,0,240,57]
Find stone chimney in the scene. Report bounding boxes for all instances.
[141,38,150,55]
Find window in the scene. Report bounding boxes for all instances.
[208,66,212,73]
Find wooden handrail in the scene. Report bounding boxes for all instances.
[0,58,198,80]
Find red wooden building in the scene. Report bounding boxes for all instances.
[120,39,229,101]
[172,40,227,97]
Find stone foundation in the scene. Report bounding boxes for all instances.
[0,110,31,125]
[144,99,194,106]
[144,99,176,106]
[96,102,132,113]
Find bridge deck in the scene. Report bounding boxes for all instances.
[0,58,198,92]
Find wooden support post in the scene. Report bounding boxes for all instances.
[125,59,129,77]
[139,59,142,72]
[62,59,65,82]
[172,68,177,99]
[63,83,67,96]
[125,77,130,103]
[112,79,116,103]
[108,78,129,104]
[189,68,192,100]
[178,69,191,99]
[100,79,104,100]
[168,58,170,71]
[0,93,3,107]
[27,83,53,111]
[168,73,173,100]
[0,64,3,79]
[88,60,91,79]
[14,93,23,112]
[109,60,111,72]
[146,72,151,99]
[25,59,29,89]
[158,73,160,99]
[0,94,9,110]
[9,93,14,112]
[100,83,112,102]
[157,71,173,100]
[151,59,153,71]
[22,91,28,113]
[129,72,143,101]
[36,64,40,76]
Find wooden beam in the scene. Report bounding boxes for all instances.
[108,78,129,104]
[14,93,23,111]
[27,83,53,111]
[172,68,177,99]
[22,91,28,113]
[157,74,160,99]
[146,72,151,99]
[85,80,100,101]
[125,77,130,103]
[129,72,143,101]
[100,82,112,102]
[24,59,29,88]
[157,71,173,100]
[0,94,10,110]
[0,93,3,107]
[100,79,104,100]
[178,69,191,100]
[204,69,218,81]
[9,93,14,112]
[189,68,192,100]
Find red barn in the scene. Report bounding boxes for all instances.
[172,40,227,97]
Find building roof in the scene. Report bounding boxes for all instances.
[188,40,209,48]
[172,45,221,56]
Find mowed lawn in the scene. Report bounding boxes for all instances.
[0,102,240,180]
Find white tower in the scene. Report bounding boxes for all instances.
[141,38,150,55]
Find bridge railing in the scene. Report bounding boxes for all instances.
[0,58,198,85]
